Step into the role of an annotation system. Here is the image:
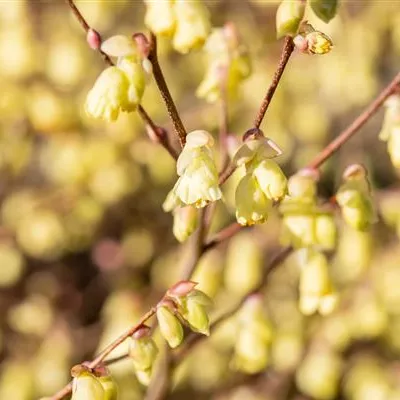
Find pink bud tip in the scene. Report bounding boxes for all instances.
[87,29,102,50]
[132,325,151,340]
[168,280,198,297]
[343,164,367,180]
[133,33,151,58]
[71,364,91,378]
[298,167,320,181]
[293,35,309,53]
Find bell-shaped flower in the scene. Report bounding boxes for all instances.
[85,66,131,122]
[156,304,184,348]
[173,0,211,54]
[235,173,272,226]
[129,327,159,372]
[336,165,376,231]
[172,206,199,243]
[71,370,105,400]
[144,0,176,36]
[163,130,222,210]
[298,249,338,316]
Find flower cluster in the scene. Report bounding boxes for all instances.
[85,35,152,122]
[233,137,288,226]
[71,365,117,400]
[144,0,211,54]
[196,24,251,103]
[232,295,273,373]
[379,94,400,168]
[163,130,222,214]
[336,164,376,231]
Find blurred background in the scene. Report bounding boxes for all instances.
[1,1,400,399]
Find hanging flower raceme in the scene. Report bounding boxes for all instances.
[297,248,338,316]
[280,170,336,250]
[144,0,211,54]
[85,35,152,122]
[196,24,251,103]
[129,325,159,385]
[336,164,376,231]
[379,94,400,168]
[232,295,273,373]
[233,136,288,226]
[163,130,222,211]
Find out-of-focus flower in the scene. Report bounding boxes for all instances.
[98,375,118,400]
[163,130,221,210]
[379,95,400,168]
[336,165,376,231]
[232,295,273,373]
[233,137,287,226]
[298,249,338,316]
[197,25,251,103]
[144,0,211,53]
[129,326,158,386]
[276,0,306,38]
[71,369,105,400]
[172,206,198,243]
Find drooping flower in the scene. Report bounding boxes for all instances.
[156,304,184,348]
[144,0,176,37]
[71,369,105,400]
[163,130,222,210]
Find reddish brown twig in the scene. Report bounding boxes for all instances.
[253,36,295,129]
[307,71,400,169]
[148,33,187,148]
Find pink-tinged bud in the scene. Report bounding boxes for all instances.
[132,325,151,340]
[133,33,151,58]
[342,164,367,181]
[87,29,102,50]
[71,364,91,378]
[168,280,198,297]
[293,34,309,53]
[298,167,320,181]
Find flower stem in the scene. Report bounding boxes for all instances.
[253,36,295,129]
[148,33,187,148]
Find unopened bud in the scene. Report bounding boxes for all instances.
[129,328,159,371]
[71,370,105,400]
[342,164,367,181]
[87,29,102,50]
[168,280,197,297]
[315,214,336,250]
[288,172,318,200]
[156,304,184,348]
[133,33,151,58]
[172,206,199,243]
[276,0,306,39]
[305,30,333,55]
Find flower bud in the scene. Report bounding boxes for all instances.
[310,0,338,23]
[181,289,212,335]
[129,327,159,371]
[101,35,138,58]
[276,0,306,39]
[173,206,198,243]
[235,173,272,226]
[87,29,102,50]
[281,214,317,248]
[85,66,130,122]
[173,0,211,53]
[71,371,105,400]
[305,30,333,55]
[168,280,198,297]
[388,127,400,168]
[251,159,288,202]
[288,172,318,201]
[156,305,184,348]
[315,214,336,250]
[144,0,176,37]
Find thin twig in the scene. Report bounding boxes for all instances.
[307,71,400,169]
[253,36,295,129]
[148,33,187,148]
[49,308,157,400]
[219,66,230,171]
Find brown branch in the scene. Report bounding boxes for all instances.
[49,307,157,400]
[307,71,400,170]
[148,33,187,148]
[253,36,295,129]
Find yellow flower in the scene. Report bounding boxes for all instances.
[85,66,130,122]
[235,173,272,226]
[172,206,198,243]
[144,0,176,36]
[163,130,222,210]
[71,371,105,400]
[156,305,184,348]
[306,31,333,55]
[173,0,211,53]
